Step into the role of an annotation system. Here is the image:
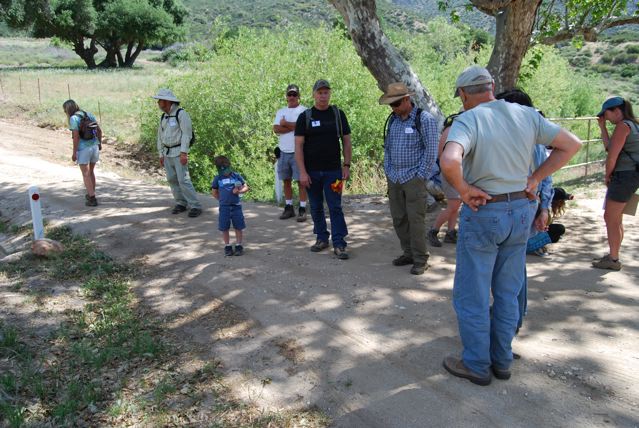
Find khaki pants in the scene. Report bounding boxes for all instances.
[388,177,429,266]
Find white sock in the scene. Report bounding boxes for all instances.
[299,201,307,208]
[286,199,293,206]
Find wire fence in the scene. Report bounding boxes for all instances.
[547,116,605,183]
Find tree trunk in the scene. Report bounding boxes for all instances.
[485,0,541,93]
[328,0,443,125]
[73,38,98,69]
[123,40,144,67]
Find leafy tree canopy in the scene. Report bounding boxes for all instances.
[0,0,187,68]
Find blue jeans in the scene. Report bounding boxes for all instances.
[307,170,348,248]
[453,198,530,377]
[518,200,540,330]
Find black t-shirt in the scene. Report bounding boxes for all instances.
[294,106,351,172]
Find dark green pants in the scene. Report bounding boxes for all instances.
[388,177,429,266]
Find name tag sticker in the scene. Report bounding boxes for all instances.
[221,178,232,185]
[311,120,321,127]
[405,127,414,134]
[168,118,177,127]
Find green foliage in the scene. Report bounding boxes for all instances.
[1,0,187,68]
[536,0,634,42]
[140,23,605,198]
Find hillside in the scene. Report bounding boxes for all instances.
[182,0,492,39]
[558,29,639,104]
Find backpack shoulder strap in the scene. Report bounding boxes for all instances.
[175,108,184,126]
[414,107,423,139]
[331,105,343,142]
[304,108,312,134]
[383,113,394,147]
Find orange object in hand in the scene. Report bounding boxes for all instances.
[330,179,343,194]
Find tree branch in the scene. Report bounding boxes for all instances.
[539,15,639,44]
[469,0,514,15]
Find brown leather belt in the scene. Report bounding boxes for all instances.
[486,191,528,203]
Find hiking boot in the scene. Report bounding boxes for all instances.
[592,254,621,271]
[296,206,307,222]
[443,356,491,386]
[279,204,295,220]
[234,245,244,256]
[85,196,98,207]
[171,204,187,214]
[310,240,329,252]
[224,245,234,257]
[410,264,427,275]
[491,366,511,380]
[334,247,349,260]
[427,228,442,247]
[392,255,414,266]
[188,208,202,218]
[443,230,458,244]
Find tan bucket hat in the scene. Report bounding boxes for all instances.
[151,88,180,103]
[379,82,414,105]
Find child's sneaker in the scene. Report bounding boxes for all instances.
[234,245,244,256]
[224,245,234,257]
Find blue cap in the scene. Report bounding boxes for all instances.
[597,96,624,117]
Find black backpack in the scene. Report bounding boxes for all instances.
[383,107,423,148]
[160,108,196,153]
[304,105,343,142]
[74,110,98,140]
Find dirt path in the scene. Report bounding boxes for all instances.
[1,118,638,427]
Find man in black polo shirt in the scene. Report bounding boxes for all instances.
[294,79,352,260]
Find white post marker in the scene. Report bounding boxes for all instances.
[28,186,45,240]
[274,161,283,204]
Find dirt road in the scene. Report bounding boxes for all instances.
[1,118,638,427]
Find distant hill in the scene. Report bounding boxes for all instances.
[182,0,493,39]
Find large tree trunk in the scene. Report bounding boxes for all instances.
[73,38,98,69]
[123,40,144,67]
[328,0,443,125]
[483,0,541,92]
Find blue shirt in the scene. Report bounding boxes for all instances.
[211,172,245,206]
[69,111,98,151]
[384,107,438,184]
[533,144,553,210]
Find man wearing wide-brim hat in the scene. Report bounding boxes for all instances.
[152,88,202,217]
[379,82,438,275]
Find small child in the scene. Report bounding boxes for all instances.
[211,156,249,256]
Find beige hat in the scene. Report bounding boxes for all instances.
[454,66,493,97]
[379,82,414,105]
[151,88,180,103]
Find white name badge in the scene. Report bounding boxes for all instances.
[311,120,321,127]
[404,127,414,134]
[168,118,177,127]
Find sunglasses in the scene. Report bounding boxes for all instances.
[287,92,299,97]
[390,99,403,108]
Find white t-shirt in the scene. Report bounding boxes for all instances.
[274,105,306,153]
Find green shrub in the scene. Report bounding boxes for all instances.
[600,53,614,64]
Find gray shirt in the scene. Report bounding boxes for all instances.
[447,99,561,194]
[156,104,193,158]
[615,120,639,172]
